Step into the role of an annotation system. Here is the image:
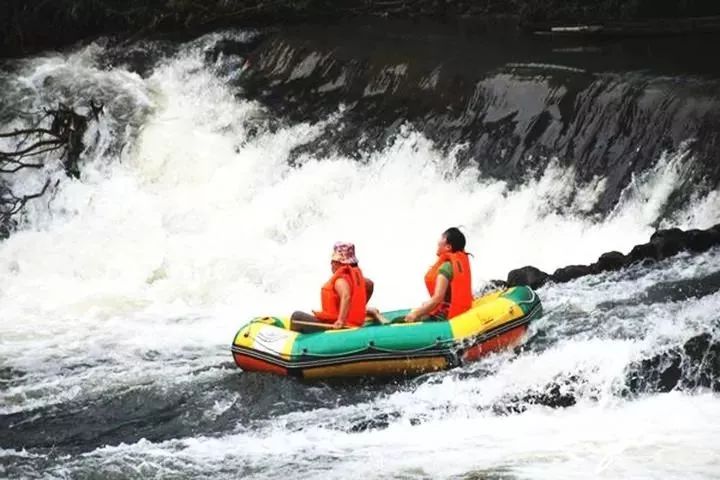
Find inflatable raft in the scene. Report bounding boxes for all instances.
[231,286,542,379]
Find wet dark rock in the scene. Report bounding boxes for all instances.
[347,411,426,433]
[595,251,626,272]
[686,229,720,252]
[682,334,720,391]
[650,228,687,259]
[624,333,720,394]
[627,243,659,265]
[520,381,578,409]
[348,412,400,432]
[495,375,588,415]
[709,224,720,243]
[506,266,550,289]
[552,265,593,283]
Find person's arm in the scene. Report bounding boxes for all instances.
[333,278,352,328]
[404,275,449,323]
[365,278,375,302]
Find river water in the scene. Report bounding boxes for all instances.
[1,25,719,479]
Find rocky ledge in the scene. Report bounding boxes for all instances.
[507,224,720,289]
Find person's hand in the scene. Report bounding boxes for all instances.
[333,319,345,329]
[404,310,419,323]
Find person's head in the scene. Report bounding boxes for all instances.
[437,227,466,255]
[330,241,358,272]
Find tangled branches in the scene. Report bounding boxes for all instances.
[0,101,103,238]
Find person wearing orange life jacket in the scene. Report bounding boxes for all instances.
[404,227,473,323]
[291,242,381,331]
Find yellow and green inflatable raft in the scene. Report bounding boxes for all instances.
[231,286,542,379]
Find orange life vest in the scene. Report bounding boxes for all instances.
[313,266,367,326]
[424,251,472,319]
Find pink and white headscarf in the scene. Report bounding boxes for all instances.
[331,242,359,264]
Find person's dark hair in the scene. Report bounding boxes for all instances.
[443,227,466,252]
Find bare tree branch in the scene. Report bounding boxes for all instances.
[0,128,56,138]
[0,101,103,239]
[0,161,45,173]
[0,139,65,157]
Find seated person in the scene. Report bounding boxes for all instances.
[291,242,385,332]
[404,227,473,323]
